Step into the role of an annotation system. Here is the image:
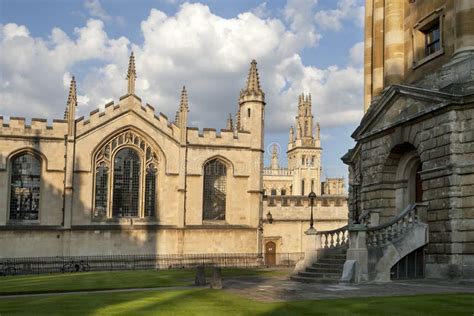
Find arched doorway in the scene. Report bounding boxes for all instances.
[265,241,276,265]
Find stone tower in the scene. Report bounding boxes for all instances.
[287,93,321,196]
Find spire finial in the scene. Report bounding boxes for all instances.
[240,59,264,101]
[65,75,77,136]
[226,113,234,130]
[179,86,189,111]
[126,51,136,95]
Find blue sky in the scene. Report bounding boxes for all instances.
[0,0,364,180]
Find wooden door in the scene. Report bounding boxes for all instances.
[265,241,276,265]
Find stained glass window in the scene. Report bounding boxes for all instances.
[112,148,140,217]
[9,154,41,220]
[203,159,227,220]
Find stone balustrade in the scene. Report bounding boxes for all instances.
[317,225,349,249]
[366,203,428,248]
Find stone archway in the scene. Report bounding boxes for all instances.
[380,143,422,222]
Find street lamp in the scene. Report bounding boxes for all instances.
[305,191,317,235]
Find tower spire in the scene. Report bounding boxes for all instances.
[65,76,77,136]
[126,51,136,95]
[240,59,264,101]
[179,86,189,111]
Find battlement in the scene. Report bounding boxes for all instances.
[263,167,293,176]
[264,195,347,208]
[0,116,68,138]
[75,94,179,139]
[187,126,252,147]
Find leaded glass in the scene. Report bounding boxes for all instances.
[94,162,108,217]
[144,163,157,217]
[9,154,41,220]
[112,148,140,217]
[203,159,226,220]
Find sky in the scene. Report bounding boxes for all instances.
[0,0,365,180]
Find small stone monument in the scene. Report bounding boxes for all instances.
[195,265,206,286]
[210,267,222,289]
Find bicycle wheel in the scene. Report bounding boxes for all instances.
[81,263,90,272]
[4,267,16,276]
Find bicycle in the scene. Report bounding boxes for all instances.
[61,260,90,273]
[0,262,17,276]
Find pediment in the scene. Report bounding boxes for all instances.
[354,85,461,140]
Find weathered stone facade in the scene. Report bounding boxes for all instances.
[344,0,474,279]
[0,56,266,257]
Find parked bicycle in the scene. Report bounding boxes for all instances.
[61,260,90,273]
[0,262,17,276]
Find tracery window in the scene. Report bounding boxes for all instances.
[203,159,227,221]
[93,130,159,219]
[9,153,41,221]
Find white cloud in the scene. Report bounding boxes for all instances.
[0,2,363,132]
[349,41,364,66]
[314,0,364,31]
[84,0,124,26]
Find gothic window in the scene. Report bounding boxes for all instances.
[9,153,41,220]
[113,148,141,217]
[94,162,108,218]
[281,189,286,196]
[144,163,157,217]
[301,179,305,196]
[271,189,277,196]
[203,159,227,221]
[247,108,251,118]
[92,130,159,219]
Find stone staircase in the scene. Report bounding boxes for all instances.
[291,246,348,283]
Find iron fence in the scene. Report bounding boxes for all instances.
[0,252,304,276]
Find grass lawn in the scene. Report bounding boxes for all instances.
[0,289,472,315]
[0,268,287,295]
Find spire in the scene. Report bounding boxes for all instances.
[126,51,136,95]
[179,86,189,111]
[239,59,264,101]
[289,126,294,143]
[235,110,241,130]
[226,113,234,130]
[65,76,77,136]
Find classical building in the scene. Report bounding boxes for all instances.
[261,95,347,259]
[339,0,474,281]
[0,55,267,257]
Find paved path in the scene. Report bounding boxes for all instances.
[223,276,474,302]
[1,275,473,302]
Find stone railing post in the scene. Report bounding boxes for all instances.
[346,224,369,283]
[293,232,321,274]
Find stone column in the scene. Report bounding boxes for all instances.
[364,0,374,112]
[372,0,385,98]
[454,0,474,56]
[383,0,404,86]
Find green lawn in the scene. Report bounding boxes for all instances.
[0,268,287,295]
[0,289,472,315]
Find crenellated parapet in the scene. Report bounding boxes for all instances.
[0,116,68,138]
[187,127,252,147]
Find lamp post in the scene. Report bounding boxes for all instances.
[305,191,317,235]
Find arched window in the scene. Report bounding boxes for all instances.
[281,189,286,196]
[203,159,227,220]
[93,130,159,219]
[271,189,277,196]
[9,153,41,220]
[113,148,141,217]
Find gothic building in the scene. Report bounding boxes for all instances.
[0,55,267,257]
[261,94,347,258]
[342,0,474,280]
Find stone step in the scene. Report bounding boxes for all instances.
[324,254,347,259]
[290,275,339,284]
[298,271,341,279]
[311,262,344,269]
[317,258,346,265]
[306,266,343,273]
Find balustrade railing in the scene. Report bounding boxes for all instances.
[317,225,349,249]
[366,203,427,248]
